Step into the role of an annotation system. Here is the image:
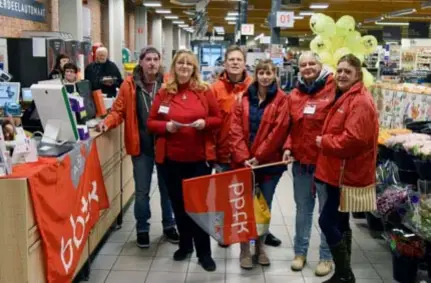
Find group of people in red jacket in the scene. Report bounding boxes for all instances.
[100,45,378,282]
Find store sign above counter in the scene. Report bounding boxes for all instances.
[0,0,46,23]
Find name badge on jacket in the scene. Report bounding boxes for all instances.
[158,105,170,114]
[303,104,316,115]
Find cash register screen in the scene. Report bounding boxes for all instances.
[22,88,33,102]
[0,82,20,107]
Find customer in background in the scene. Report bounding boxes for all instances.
[48,54,69,80]
[230,59,290,269]
[315,54,378,283]
[84,47,123,97]
[147,49,221,272]
[210,46,254,248]
[282,51,334,276]
[62,63,79,84]
[97,47,178,249]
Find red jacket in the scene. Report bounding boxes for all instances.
[315,82,379,188]
[147,84,222,164]
[229,86,290,168]
[211,72,253,164]
[284,74,335,165]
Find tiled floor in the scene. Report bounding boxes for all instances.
[83,170,398,283]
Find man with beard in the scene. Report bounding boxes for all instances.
[97,47,178,248]
[85,47,123,97]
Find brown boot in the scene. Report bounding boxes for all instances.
[254,238,270,266]
[240,242,253,270]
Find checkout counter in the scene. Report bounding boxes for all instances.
[0,82,133,282]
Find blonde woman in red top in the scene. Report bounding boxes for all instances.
[147,49,222,272]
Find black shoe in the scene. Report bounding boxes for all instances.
[265,233,282,247]
[198,255,217,272]
[218,243,230,248]
[164,227,180,244]
[325,240,356,283]
[136,232,150,248]
[173,248,193,261]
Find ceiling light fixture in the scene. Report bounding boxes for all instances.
[294,16,304,20]
[309,3,329,9]
[155,9,171,14]
[225,16,238,21]
[364,16,385,23]
[143,1,162,7]
[227,11,239,16]
[386,8,417,18]
[254,33,264,41]
[165,15,179,19]
[299,11,314,16]
[375,21,409,26]
[179,24,189,28]
[172,20,185,24]
[228,21,236,25]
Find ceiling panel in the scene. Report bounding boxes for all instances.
[138,0,431,36]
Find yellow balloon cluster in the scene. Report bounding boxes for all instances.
[309,13,377,87]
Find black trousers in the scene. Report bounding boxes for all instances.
[318,182,351,247]
[159,159,212,259]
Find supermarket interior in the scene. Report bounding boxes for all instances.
[0,0,431,283]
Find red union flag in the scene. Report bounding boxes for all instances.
[182,168,258,245]
[28,141,109,283]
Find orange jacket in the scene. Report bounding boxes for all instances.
[284,74,335,165]
[211,71,253,164]
[315,82,379,188]
[104,75,141,156]
[229,84,290,168]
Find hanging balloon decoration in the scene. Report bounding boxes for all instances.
[308,13,378,87]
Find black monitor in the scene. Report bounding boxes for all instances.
[75,80,96,120]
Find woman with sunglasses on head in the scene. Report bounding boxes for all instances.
[229,59,290,269]
[147,50,221,272]
[315,54,378,283]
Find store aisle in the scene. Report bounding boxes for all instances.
[83,170,395,283]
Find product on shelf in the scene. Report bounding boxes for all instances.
[378,128,412,145]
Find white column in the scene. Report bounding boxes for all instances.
[108,0,125,68]
[59,0,83,40]
[172,25,179,51]
[135,6,148,52]
[180,29,187,49]
[151,15,163,53]
[162,20,174,71]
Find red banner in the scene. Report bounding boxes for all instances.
[182,168,258,245]
[28,141,109,283]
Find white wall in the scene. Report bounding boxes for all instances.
[59,0,83,40]
[108,0,124,67]
[162,20,174,71]
[135,6,148,52]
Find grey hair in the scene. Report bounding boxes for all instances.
[298,51,323,65]
[96,47,108,55]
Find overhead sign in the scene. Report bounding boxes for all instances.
[241,24,255,36]
[408,22,430,39]
[0,0,47,23]
[276,11,294,28]
[383,26,401,41]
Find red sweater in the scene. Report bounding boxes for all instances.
[147,84,222,163]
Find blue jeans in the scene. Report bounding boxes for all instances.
[318,182,351,247]
[292,162,331,260]
[258,174,282,211]
[132,153,175,233]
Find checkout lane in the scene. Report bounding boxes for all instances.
[0,78,134,282]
